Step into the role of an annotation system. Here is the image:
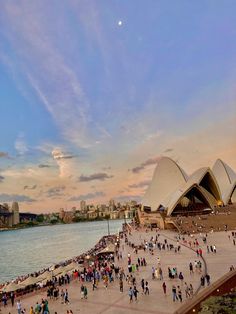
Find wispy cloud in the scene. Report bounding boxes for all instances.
[38,164,51,168]
[131,156,162,173]
[24,184,37,190]
[52,149,76,160]
[79,172,113,182]
[68,191,105,201]
[0,152,9,158]
[14,133,28,155]
[164,148,173,153]
[128,179,151,189]
[0,193,36,203]
[52,148,77,178]
[46,186,66,198]
[1,2,92,148]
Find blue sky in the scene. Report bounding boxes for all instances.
[0,1,236,212]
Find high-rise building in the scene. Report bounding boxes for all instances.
[109,199,115,211]
[80,200,87,213]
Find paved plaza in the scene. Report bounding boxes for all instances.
[1,228,235,314]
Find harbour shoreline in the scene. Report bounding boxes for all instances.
[0,224,124,289]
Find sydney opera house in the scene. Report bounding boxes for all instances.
[142,157,236,218]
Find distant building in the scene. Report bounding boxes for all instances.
[109,199,115,211]
[80,200,87,213]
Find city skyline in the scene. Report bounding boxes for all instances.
[0,1,236,212]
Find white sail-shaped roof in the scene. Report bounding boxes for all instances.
[142,157,188,211]
[165,183,213,216]
[187,167,222,205]
[212,159,236,204]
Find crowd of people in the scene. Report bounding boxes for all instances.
[2,222,235,313]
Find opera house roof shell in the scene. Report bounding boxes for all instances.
[142,157,236,216]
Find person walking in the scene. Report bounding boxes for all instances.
[80,285,84,299]
[84,286,88,299]
[172,285,178,302]
[64,289,69,304]
[35,302,41,313]
[128,287,133,302]
[119,279,123,292]
[177,286,182,302]
[144,281,149,295]
[201,275,205,287]
[16,300,22,314]
[189,284,194,297]
[189,262,193,274]
[205,273,211,286]
[133,286,139,301]
[10,291,15,307]
[61,289,65,303]
[184,282,190,298]
[162,282,167,295]
[179,272,184,283]
[159,267,163,280]
[141,279,145,293]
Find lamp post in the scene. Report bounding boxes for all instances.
[124,212,127,225]
[107,217,110,236]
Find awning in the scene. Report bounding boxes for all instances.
[0,282,24,293]
[21,276,39,288]
[97,243,115,255]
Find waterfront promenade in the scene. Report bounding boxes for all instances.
[1,228,235,314]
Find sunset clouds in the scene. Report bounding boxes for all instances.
[0,1,236,212]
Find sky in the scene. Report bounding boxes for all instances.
[0,1,236,213]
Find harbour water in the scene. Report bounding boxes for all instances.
[0,220,123,283]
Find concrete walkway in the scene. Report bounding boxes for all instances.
[1,229,235,314]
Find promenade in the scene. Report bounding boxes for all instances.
[1,228,235,314]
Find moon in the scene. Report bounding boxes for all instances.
[118,20,123,26]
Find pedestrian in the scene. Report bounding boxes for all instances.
[189,284,194,297]
[42,299,49,314]
[144,281,149,295]
[205,273,210,286]
[61,289,65,303]
[152,266,155,279]
[162,282,167,295]
[64,289,69,304]
[141,279,145,293]
[10,291,15,307]
[119,279,123,292]
[128,287,133,302]
[201,275,205,287]
[133,286,139,301]
[16,300,21,314]
[189,262,193,274]
[172,285,178,302]
[35,302,41,313]
[177,286,182,302]
[80,285,84,299]
[184,282,190,298]
[159,267,163,280]
[2,293,7,307]
[84,286,88,299]
[179,272,184,283]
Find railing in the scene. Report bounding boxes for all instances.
[174,269,236,314]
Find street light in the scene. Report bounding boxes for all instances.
[107,217,110,235]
